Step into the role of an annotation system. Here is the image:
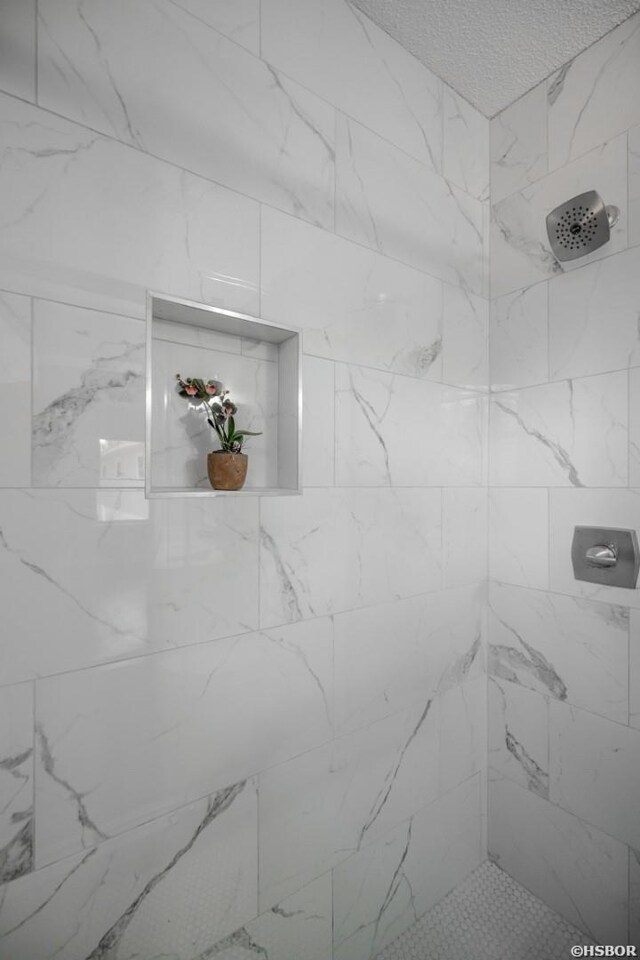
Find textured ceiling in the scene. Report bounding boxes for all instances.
[349,0,640,116]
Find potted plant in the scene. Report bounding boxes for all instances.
[176,375,261,490]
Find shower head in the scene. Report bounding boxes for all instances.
[546,190,619,262]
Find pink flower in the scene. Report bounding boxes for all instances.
[205,383,218,395]
[185,385,198,396]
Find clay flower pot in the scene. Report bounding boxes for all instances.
[207,451,248,490]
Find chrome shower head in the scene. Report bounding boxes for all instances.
[546,190,619,262]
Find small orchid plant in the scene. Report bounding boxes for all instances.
[176,375,261,454]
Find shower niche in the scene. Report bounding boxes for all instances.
[145,293,302,498]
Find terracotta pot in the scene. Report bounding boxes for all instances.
[207,451,248,490]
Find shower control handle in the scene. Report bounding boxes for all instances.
[585,544,617,568]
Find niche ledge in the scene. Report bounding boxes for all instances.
[146,292,301,498]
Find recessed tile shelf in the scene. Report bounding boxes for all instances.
[146,293,302,498]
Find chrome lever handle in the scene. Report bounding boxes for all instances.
[585,544,617,568]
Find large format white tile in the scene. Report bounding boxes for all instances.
[261,207,444,381]
[443,488,487,588]
[32,300,145,487]
[490,283,548,391]
[550,488,640,610]
[35,618,332,866]
[0,490,259,684]
[549,246,640,380]
[261,0,443,171]
[0,779,258,960]
[488,677,549,798]
[333,775,482,960]
[334,365,484,487]
[443,89,489,201]
[547,12,640,170]
[549,700,640,848]
[170,0,259,53]
[489,582,629,724]
[438,677,485,796]
[488,773,628,944]
[631,125,640,247]
[490,83,548,204]
[491,134,628,298]
[259,487,442,626]
[38,0,334,229]
[0,94,259,319]
[0,0,35,101]
[258,701,439,909]
[0,290,30,486]
[0,682,33,884]
[489,373,628,487]
[489,489,549,590]
[442,285,488,388]
[208,873,332,960]
[333,586,482,737]
[336,115,485,295]
[303,355,335,487]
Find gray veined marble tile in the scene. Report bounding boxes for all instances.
[442,489,487,588]
[488,488,549,591]
[302,355,335,487]
[333,586,483,737]
[261,206,445,382]
[259,487,443,627]
[0,489,259,684]
[334,364,484,487]
[0,290,31,488]
[490,83,547,204]
[335,114,485,295]
[488,773,628,944]
[258,700,441,910]
[0,779,258,960]
[333,774,482,960]
[490,283,549,391]
[169,0,260,54]
[549,246,640,380]
[488,677,549,798]
[32,300,145,487]
[261,0,444,172]
[0,93,260,319]
[549,700,640,849]
[443,88,490,201]
[38,0,335,229]
[547,12,640,171]
[34,618,332,868]
[489,372,628,488]
[441,285,489,389]
[489,582,629,725]
[203,873,332,960]
[0,683,34,884]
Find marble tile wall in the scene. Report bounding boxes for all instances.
[488,10,640,946]
[0,1,489,957]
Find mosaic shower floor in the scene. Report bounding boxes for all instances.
[374,860,596,960]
